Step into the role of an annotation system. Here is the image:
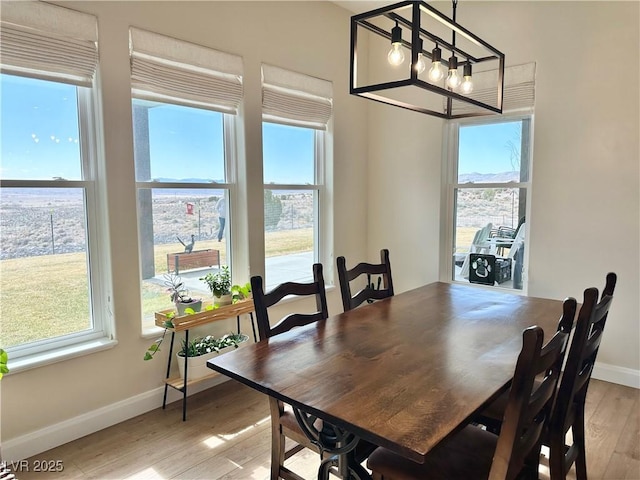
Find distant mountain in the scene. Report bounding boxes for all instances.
[458,171,519,183]
[152,177,223,183]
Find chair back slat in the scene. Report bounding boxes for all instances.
[345,261,390,281]
[269,313,326,338]
[581,328,603,363]
[526,375,558,424]
[337,249,394,312]
[251,263,328,341]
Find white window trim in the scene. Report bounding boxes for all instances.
[3,79,113,366]
[262,124,327,288]
[132,101,237,332]
[441,113,534,294]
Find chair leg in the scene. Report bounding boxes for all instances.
[573,405,588,480]
[270,423,286,480]
[548,431,566,480]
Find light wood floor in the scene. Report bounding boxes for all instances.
[11,378,639,480]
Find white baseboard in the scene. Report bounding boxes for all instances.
[2,375,228,462]
[592,362,640,389]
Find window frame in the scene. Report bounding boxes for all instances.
[1,76,114,367]
[442,113,534,293]
[262,123,326,288]
[132,100,237,331]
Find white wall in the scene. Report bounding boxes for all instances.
[1,0,369,457]
[366,1,640,378]
[3,0,639,460]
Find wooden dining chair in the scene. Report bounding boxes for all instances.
[474,273,617,480]
[473,296,578,433]
[336,248,394,312]
[367,322,572,480]
[251,263,329,480]
[547,272,617,480]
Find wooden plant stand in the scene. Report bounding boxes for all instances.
[155,299,256,421]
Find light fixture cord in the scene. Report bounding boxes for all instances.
[451,0,458,52]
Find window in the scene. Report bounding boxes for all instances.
[447,116,532,291]
[261,65,332,289]
[262,123,323,288]
[129,29,242,327]
[0,3,109,363]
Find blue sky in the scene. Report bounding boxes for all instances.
[1,75,82,180]
[2,73,516,183]
[458,121,522,175]
[1,74,314,184]
[263,123,314,184]
[142,102,225,181]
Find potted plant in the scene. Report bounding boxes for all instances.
[164,272,202,315]
[201,266,232,305]
[176,332,248,381]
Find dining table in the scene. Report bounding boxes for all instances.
[207,281,564,479]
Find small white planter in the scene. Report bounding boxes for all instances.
[176,299,202,316]
[215,293,233,306]
[176,335,248,381]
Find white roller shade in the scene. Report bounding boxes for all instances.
[129,28,243,114]
[450,63,536,116]
[0,1,98,86]
[262,64,333,130]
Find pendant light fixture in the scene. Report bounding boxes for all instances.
[461,63,474,94]
[414,38,426,74]
[350,0,505,119]
[387,21,405,66]
[428,45,445,82]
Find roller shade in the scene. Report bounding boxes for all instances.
[130,28,243,114]
[0,1,98,86]
[262,64,333,130]
[450,63,536,116]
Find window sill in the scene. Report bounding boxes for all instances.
[141,324,166,339]
[6,337,118,375]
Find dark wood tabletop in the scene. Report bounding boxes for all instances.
[207,282,564,463]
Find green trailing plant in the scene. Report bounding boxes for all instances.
[200,266,232,298]
[231,282,252,304]
[143,315,175,361]
[0,348,8,380]
[178,333,247,358]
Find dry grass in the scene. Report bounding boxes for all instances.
[1,229,313,347]
[2,225,482,347]
[1,253,91,347]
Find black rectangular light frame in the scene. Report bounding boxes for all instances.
[350,0,505,119]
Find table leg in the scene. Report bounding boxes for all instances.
[292,407,372,480]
